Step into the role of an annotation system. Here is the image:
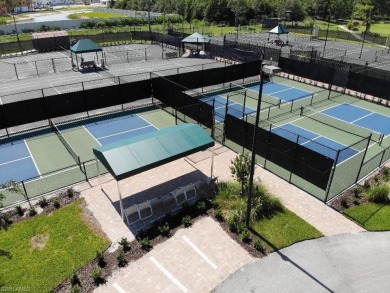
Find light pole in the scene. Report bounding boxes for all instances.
[323,14,331,58]
[245,63,281,227]
[147,0,152,38]
[10,10,22,54]
[359,9,372,59]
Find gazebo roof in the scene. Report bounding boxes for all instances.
[181,32,211,43]
[269,25,289,34]
[70,39,102,53]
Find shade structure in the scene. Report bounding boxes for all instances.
[93,124,215,182]
[269,25,289,35]
[181,32,211,44]
[70,39,102,53]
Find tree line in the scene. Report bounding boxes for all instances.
[113,0,390,25]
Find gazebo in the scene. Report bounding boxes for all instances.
[70,39,103,70]
[92,123,215,221]
[181,32,211,56]
[268,25,289,46]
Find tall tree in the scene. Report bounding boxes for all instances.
[285,0,306,24]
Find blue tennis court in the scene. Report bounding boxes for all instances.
[271,123,358,163]
[322,103,390,136]
[246,82,313,102]
[84,114,158,145]
[202,95,255,122]
[0,141,40,183]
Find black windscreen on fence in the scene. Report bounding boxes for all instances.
[84,85,121,111]
[224,114,333,189]
[46,91,87,118]
[3,99,48,127]
[121,79,151,103]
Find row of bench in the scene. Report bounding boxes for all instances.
[123,177,218,233]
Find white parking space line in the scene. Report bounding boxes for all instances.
[182,235,217,270]
[113,282,127,293]
[149,256,188,292]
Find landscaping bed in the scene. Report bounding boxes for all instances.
[330,166,390,231]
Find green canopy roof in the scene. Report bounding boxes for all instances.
[71,39,102,53]
[93,124,215,181]
[269,25,289,34]
[181,32,211,43]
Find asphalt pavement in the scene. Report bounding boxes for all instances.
[213,232,390,293]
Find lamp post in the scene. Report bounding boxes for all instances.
[359,10,372,59]
[147,0,152,38]
[323,14,331,58]
[10,11,22,54]
[245,63,281,227]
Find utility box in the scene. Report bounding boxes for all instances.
[32,31,70,52]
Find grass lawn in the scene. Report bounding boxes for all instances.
[345,202,390,231]
[252,209,323,251]
[68,11,127,19]
[0,199,110,292]
[214,181,323,251]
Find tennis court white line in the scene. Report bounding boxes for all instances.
[351,112,375,123]
[24,58,35,69]
[82,126,101,146]
[0,156,31,167]
[149,256,188,292]
[182,235,217,270]
[24,140,41,176]
[96,125,155,140]
[268,88,294,95]
[113,282,127,293]
[136,114,160,130]
[49,83,61,94]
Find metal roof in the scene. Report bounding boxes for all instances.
[70,39,102,53]
[93,124,215,181]
[181,32,211,43]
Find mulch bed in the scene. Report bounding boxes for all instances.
[330,166,389,213]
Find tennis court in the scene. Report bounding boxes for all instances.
[0,110,164,186]
[271,123,358,164]
[247,82,313,102]
[322,103,390,136]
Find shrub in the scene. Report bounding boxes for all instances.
[38,197,48,208]
[341,197,348,208]
[118,237,130,252]
[117,250,127,267]
[67,187,75,198]
[157,222,170,237]
[70,285,81,293]
[354,187,363,198]
[353,198,360,205]
[138,236,151,250]
[92,268,104,285]
[29,207,37,216]
[227,213,240,233]
[254,238,266,253]
[15,205,24,216]
[214,209,224,221]
[353,21,360,26]
[53,200,60,209]
[383,167,390,181]
[367,184,390,203]
[241,228,251,243]
[70,272,79,286]
[182,215,191,227]
[363,180,371,189]
[1,213,12,227]
[96,251,106,267]
[197,200,207,214]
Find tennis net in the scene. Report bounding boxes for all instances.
[300,106,384,143]
[49,120,81,166]
[229,82,281,106]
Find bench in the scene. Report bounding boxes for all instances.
[165,52,178,59]
[80,60,96,69]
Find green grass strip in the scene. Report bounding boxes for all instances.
[0,199,110,292]
[252,209,323,251]
[345,202,390,231]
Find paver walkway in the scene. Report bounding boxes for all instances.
[94,217,254,293]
